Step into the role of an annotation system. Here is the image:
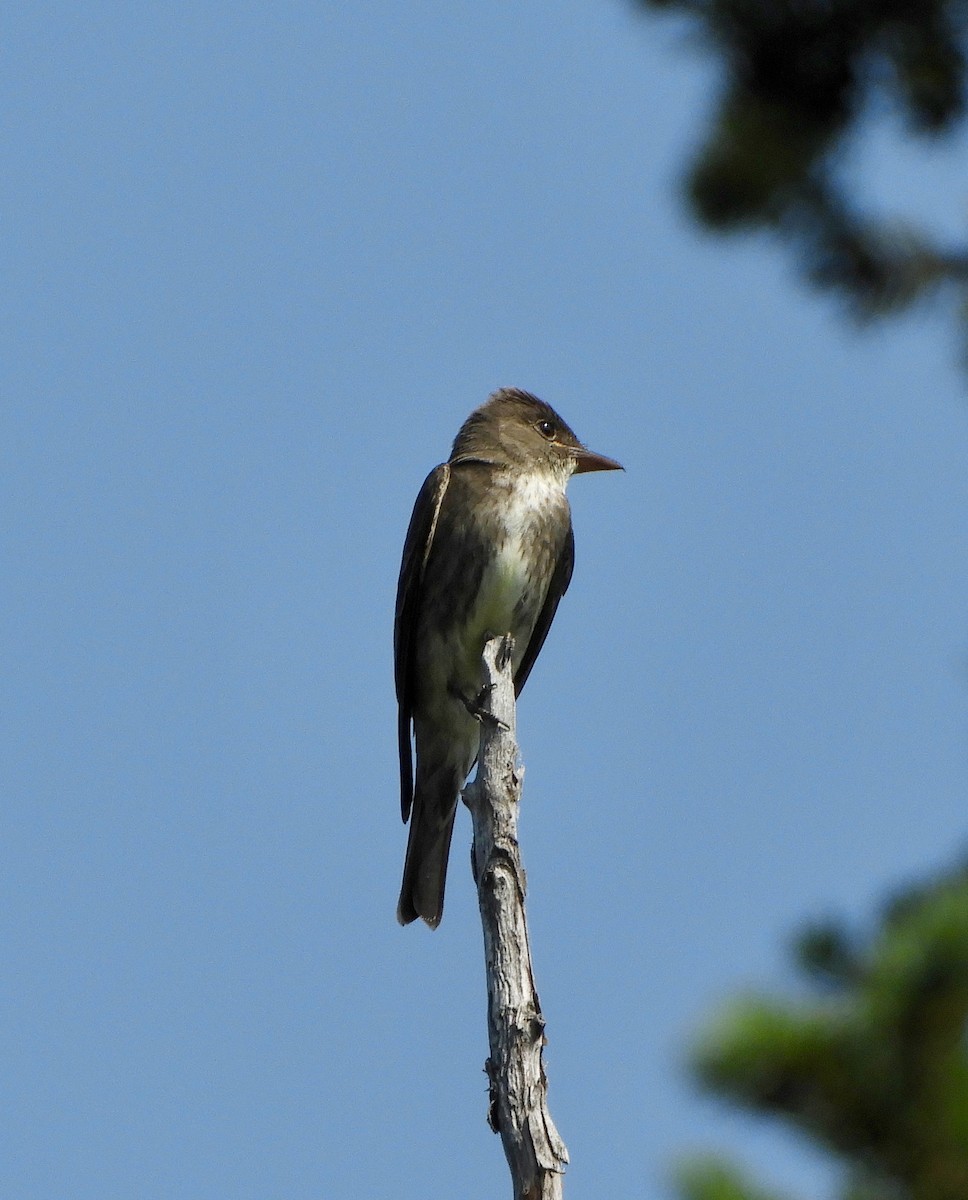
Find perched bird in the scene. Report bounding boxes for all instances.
[394,387,622,927]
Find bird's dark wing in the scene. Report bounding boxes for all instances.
[394,463,450,821]
[513,522,574,697]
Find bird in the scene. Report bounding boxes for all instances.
[394,387,622,927]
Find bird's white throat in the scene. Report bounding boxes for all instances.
[495,464,570,542]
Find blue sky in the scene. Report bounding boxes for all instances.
[4,4,968,1198]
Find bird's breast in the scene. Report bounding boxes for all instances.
[460,472,567,670]
[470,537,532,635]
[412,465,569,708]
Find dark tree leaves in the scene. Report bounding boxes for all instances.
[639,0,968,334]
[675,859,968,1200]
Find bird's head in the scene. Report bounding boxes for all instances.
[450,387,623,479]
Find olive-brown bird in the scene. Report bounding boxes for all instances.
[394,387,622,927]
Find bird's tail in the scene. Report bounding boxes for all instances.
[396,783,460,929]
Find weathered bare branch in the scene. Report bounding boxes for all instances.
[462,634,569,1200]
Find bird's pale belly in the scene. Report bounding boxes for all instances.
[456,538,537,688]
[412,471,567,720]
[411,538,539,764]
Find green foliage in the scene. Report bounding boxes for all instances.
[676,1156,789,1200]
[676,860,968,1200]
[639,0,968,329]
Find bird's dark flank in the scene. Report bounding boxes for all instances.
[394,388,622,927]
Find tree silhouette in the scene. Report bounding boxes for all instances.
[675,859,968,1200]
[638,0,968,340]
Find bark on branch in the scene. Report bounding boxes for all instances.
[462,634,569,1200]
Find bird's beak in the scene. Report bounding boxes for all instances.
[572,446,624,474]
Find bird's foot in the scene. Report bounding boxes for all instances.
[495,633,514,670]
[450,681,509,731]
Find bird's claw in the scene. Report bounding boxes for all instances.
[452,682,510,730]
[496,633,514,670]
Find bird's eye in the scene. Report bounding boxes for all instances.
[536,420,556,439]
